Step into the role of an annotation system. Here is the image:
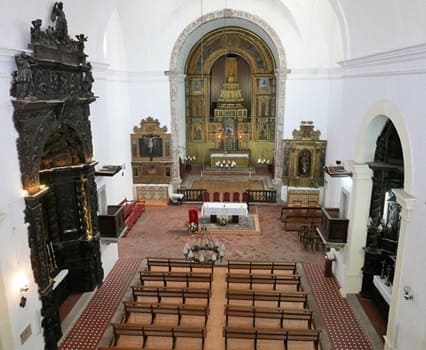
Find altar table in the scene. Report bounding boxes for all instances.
[201,202,248,217]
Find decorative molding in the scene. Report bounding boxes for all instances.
[287,67,342,80]
[0,47,32,61]
[338,43,426,78]
[339,43,426,68]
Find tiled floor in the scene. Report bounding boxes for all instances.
[59,257,142,350]
[59,201,385,350]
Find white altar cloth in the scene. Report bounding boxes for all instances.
[201,202,248,217]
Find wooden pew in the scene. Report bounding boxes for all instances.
[224,304,313,328]
[112,323,206,349]
[98,348,141,350]
[226,273,301,291]
[146,257,214,273]
[226,289,307,308]
[98,348,142,350]
[131,286,211,305]
[223,327,320,350]
[123,301,209,326]
[139,271,213,288]
[227,260,297,274]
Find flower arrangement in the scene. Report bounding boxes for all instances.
[218,216,228,226]
[188,222,198,234]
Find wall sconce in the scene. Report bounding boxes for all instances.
[402,286,414,300]
[19,296,27,308]
[19,285,29,308]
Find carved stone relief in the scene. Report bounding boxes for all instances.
[10,5,102,349]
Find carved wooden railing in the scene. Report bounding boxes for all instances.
[178,188,206,202]
[246,189,276,203]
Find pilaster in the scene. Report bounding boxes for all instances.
[384,189,415,350]
[340,162,373,296]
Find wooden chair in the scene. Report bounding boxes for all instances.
[213,192,220,202]
[242,191,249,203]
[203,191,210,202]
[232,192,240,202]
[223,192,231,202]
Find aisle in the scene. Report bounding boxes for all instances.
[303,263,373,350]
[59,257,143,350]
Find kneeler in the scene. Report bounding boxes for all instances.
[188,208,199,225]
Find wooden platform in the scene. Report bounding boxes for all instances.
[197,214,260,235]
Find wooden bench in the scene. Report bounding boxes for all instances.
[139,271,213,288]
[132,286,211,305]
[225,305,313,328]
[123,301,209,326]
[226,289,307,308]
[226,273,301,291]
[227,260,297,274]
[98,347,143,350]
[146,257,214,273]
[223,327,320,350]
[112,323,206,349]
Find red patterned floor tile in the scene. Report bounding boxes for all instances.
[59,257,142,350]
[303,263,373,350]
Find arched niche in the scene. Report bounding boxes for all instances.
[184,26,276,166]
[168,9,287,187]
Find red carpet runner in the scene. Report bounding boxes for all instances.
[303,263,373,350]
[60,257,142,350]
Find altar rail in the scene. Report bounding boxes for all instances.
[247,189,276,203]
[178,188,206,202]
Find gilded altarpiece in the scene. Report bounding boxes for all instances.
[131,117,172,186]
[185,27,276,166]
[283,122,327,187]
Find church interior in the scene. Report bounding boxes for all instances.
[0,1,425,350]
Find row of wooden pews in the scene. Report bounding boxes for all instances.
[99,257,321,350]
[224,260,320,350]
[101,258,212,350]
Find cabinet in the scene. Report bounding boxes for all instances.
[98,205,126,238]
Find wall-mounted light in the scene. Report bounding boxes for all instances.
[19,285,29,308]
[403,286,414,301]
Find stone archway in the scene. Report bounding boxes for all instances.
[347,102,415,350]
[168,9,287,188]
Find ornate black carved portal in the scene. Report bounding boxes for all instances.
[361,120,403,323]
[10,5,103,349]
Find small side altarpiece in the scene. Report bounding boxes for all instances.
[282,121,327,187]
[131,117,172,185]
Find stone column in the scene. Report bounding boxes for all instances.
[167,70,186,190]
[340,162,373,296]
[272,69,287,187]
[384,189,415,350]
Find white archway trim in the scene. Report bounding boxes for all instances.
[355,99,413,193]
[168,9,288,186]
[384,189,416,350]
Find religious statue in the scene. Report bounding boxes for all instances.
[82,63,94,96]
[12,55,33,99]
[298,149,311,177]
[50,2,68,42]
